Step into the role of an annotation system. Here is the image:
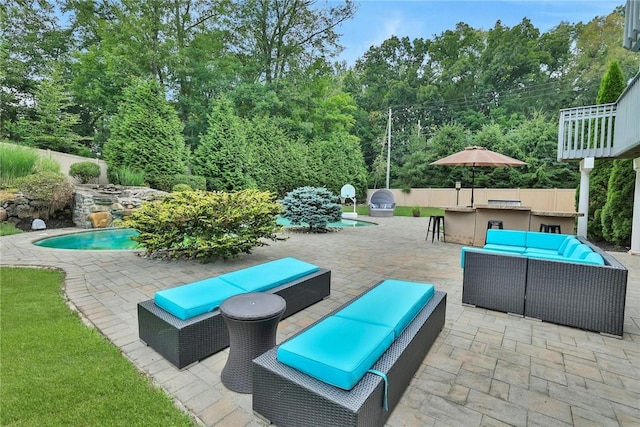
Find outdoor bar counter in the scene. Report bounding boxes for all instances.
[444,205,582,247]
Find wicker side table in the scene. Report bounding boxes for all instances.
[220,292,286,393]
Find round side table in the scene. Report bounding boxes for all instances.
[220,292,286,393]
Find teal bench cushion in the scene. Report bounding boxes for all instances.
[276,316,395,390]
[220,257,319,292]
[486,229,527,247]
[154,278,243,320]
[333,279,434,337]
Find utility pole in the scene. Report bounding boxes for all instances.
[386,108,391,189]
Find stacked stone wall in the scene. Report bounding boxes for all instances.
[1,185,167,230]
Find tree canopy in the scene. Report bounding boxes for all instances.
[2,1,638,200]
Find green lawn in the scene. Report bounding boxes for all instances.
[0,267,196,427]
[345,205,444,217]
[0,222,23,236]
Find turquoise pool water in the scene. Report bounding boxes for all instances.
[276,217,376,228]
[34,228,141,250]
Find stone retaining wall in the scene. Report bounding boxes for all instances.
[1,185,167,230]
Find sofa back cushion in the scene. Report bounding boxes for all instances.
[526,232,572,251]
[154,278,243,320]
[486,229,527,247]
[219,257,319,292]
[333,279,434,337]
[583,252,605,265]
[276,316,395,390]
[561,238,581,257]
[569,244,593,260]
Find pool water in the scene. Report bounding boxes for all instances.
[276,217,376,228]
[34,228,141,250]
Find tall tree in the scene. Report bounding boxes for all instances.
[588,60,625,241]
[192,95,253,191]
[103,79,188,181]
[16,66,85,154]
[231,0,355,83]
[1,0,73,138]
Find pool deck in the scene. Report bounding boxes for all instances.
[1,216,639,426]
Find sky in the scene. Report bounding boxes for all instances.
[334,0,625,65]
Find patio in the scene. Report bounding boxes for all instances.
[1,215,638,426]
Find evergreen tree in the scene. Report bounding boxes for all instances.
[601,159,634,246]
[18,67,85,154]
[192,96,254,191]
[103,79,188,183]
[588,61,625,241]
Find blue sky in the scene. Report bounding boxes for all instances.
[334,0,624,65]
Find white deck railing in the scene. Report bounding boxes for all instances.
[625,0,640,51]
[557,72,640,160]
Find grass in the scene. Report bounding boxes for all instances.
[0,222,23,236]
[345,205,445,217]
[0,143,39,183]
[0,267,196,427]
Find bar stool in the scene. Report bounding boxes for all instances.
[426,215,445,242]
[487,220,503,230]
[540,224,561,233]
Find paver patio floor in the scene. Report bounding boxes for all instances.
[1,215,639,426]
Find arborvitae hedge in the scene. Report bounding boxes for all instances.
[103,79,188,183]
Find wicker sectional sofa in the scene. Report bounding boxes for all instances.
[253,279,446,427]
[138,257,331,369]
[461,230,628,336]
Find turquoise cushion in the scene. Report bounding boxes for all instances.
[483,244,526,254]
[485,229,527,247]
[276,316,395,390]
[569,244,593,260]
[524,248,558,256]
[460,247,525,268]
[220,257,319,292]
[557,236,578,254]
[334,280,434,337]
[562,239,581,257]
[525,232,571,251]
[583,253,605,265]
[154,278,243,320]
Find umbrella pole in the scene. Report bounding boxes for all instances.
[471,166,475,207]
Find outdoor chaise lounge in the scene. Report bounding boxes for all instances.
[460,230,628,336]
[368,189,395,217]
[253,279,446,427]
[138,257,331,369]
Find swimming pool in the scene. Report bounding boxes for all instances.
[34,228,141,250]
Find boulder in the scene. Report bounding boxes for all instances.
[89,212,112,228]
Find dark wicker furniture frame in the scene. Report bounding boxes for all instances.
[462,238,628,336]
[138,268,331,369]
[252,288,446,427]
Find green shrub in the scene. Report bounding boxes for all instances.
[69,161,101,184]
[14,172,74,219]
[0,144,39,183]
[172,183,192,192]
[149,174,206,192]
[280,186,342,232]
[123,189,283,260]
[108,166,146,186]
